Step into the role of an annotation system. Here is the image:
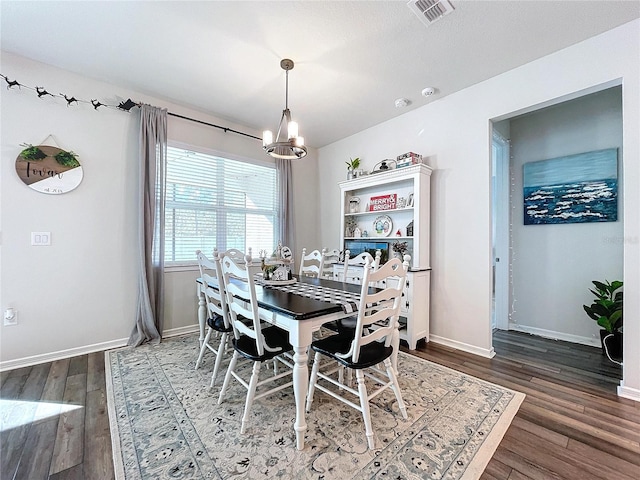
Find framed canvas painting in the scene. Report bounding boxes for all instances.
[523,148,618,225]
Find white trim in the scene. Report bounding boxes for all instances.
[508,323,601,348]
[491,130,510,331]
[0,338,128,372]
[429,334,496,358]
[617,382,640,403]
[0,325,200,372]
[163,325,199,338]
[164,263,199,273]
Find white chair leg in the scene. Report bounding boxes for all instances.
[385,358,408,419]
[346,368,354,387]
[218,351,237,403]
[306,352,322,412]
[355,369,375,450]
[241,361,262,434]
[392,329,400,374]
[209,332,228,388]
[195,329,212,370]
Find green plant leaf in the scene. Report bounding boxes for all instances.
[585,279,623,332]
[54,150,80,167]
[597,316,614,333]
[610,310,622,324]
[346,157,361,170]
[19,143,47,161]
[583,305,600,321]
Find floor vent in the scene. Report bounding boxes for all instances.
[407,0,455,26]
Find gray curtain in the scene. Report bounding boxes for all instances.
[128,104,167,346]
[276,158,295,250]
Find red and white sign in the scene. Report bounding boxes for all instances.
[369,193,397,211]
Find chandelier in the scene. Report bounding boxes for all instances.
[263,59,307,160]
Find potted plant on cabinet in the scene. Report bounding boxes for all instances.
[583,279,623,361]
[345,157,360,179]
[391,240,408,260]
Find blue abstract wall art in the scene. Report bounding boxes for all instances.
[523,148,618,225]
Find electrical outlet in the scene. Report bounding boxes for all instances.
[31,232,51,246]
[4,308,18,326]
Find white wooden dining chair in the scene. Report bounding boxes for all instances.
[341,250,381,284]
[320,248,341,279]
[194,250,233,388]
[224,248,247,264]
[298,248,323,278]
[305,255,410,450]
[217,253,295,434]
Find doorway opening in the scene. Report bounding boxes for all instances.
[490,86,623,387]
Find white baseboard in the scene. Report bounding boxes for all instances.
[0,325,200,372]
[507,323,601,348]
[163,325,199,339]
[618,382,640,403]
[429,334,496,359]
[0,338,128,372]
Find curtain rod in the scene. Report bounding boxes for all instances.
[167,112,262,141]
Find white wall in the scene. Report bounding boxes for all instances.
[509,88,623,346]
[317,20,640,400]
[0,52,318,368]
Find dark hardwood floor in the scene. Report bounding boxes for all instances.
[410,330,639,480]
[1,352,112,480]
[1,330,637,479]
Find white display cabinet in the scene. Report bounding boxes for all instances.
[337,163,432,349]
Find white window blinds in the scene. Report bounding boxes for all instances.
[165,146,278,263]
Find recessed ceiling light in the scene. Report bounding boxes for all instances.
[395,98,411,108]
[422,87,436,97]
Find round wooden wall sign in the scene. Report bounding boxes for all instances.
[15,144,83,194]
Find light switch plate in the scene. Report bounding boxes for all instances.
[31,232,51,246]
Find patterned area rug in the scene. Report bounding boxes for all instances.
[105,334,524,479]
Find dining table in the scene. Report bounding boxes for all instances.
[196,274,366,450]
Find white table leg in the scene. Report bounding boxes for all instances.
[292,344,309,450]
[288,321,313,451]
[197,283,206,348]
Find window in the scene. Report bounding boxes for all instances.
[164,145,278,264]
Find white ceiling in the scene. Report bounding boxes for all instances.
[2,1,639,148]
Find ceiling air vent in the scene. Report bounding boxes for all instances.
[407,0,455,26]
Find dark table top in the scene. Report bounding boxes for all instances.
[256,275,364,320]
[198,275,362,321]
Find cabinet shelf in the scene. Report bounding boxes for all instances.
[345,207,414,217]
[344,236,414,240]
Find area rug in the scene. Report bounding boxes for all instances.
[105,334,524,480]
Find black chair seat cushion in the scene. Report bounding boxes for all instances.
[208,313,255,333]
[207,314,233,333]
[232,326,293,362]
[311,334,393,370]
[323,316,357,333]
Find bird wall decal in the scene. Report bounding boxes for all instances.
[4,76,21,89]
[36,86,54,98]
[61,94,78,106]
[117,99,138,111]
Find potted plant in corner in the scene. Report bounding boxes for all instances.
[583,280,623,361]
[345,157,360,180]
